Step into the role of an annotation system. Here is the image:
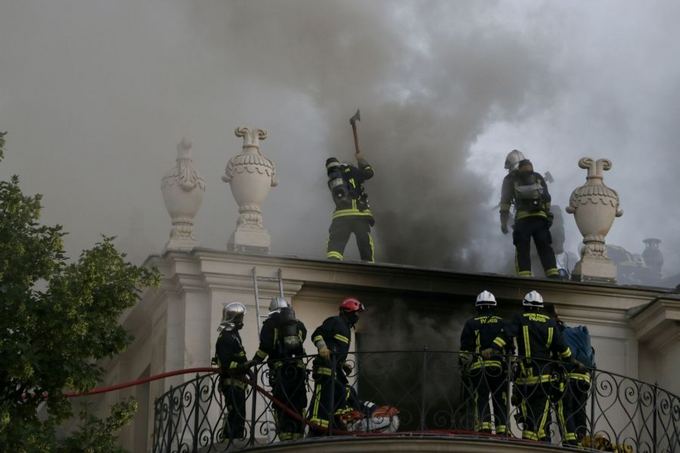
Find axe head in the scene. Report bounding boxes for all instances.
[544,171,554,183]
[349,109,361,126]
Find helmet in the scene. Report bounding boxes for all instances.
[522,290,544,308]
[326,157,340,168]
[219,302,246,331]
[504,149,526,171]
[340,297,365,313]
[475,290,497,308]
[269,296,289,313]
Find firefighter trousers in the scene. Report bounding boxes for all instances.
[221,383,246,440]
[307,367,354,436]
[469,366,508,433]
[517,382,552,441]
[558,378,590,445]
[326,217,374,262]
[513,217,559,277]
[271,362,308,440]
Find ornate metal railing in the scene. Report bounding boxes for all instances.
[152,351,680,452]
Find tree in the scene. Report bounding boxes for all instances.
[0,132,159,451]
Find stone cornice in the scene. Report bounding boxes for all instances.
[630,297,680,349]
[126,249,667,337]
[185,248,662,309]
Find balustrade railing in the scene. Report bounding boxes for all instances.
[152,351,680,452]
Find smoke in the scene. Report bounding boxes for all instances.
[357,299,469,427]
[1,1,679,280]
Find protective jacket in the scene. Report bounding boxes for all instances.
[492,311,572,384]
[331,158,374,223]
[311,315,352,373]
[500,171,551,221]
[253,308,307,366]
[215,329,248,388]
[460,312,509,370]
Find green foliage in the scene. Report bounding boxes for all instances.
[57,399,138,453]
[0,133,160,451]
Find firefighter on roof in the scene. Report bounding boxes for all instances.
[325,155,375,262]
[500,154,560,278]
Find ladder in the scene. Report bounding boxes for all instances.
[251,267,285,441]
[251,267,285,335]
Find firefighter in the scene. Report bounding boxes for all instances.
[555,318,592,446]
[484,291,576,442]
[325,155,375,262]
[250,296,308,441]
[459,290,510,434]
[308,297,365,435]
[214,302,251,442]
[500,157,560,278]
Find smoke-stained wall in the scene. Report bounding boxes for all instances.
[355,293,522,430]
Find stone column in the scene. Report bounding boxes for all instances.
[161,138,206,251]
[566,157,623,282]
[223,127,278,253]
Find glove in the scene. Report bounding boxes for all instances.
[572,358,586,372]
[546,212,554,228]
[481,348,495,360]
[342,362,353,375]
[500,211,510,235]
[318,346,331,361]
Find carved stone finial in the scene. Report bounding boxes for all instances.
[223,126,277,253]
[161,138,206,251]
[566,157,622,282]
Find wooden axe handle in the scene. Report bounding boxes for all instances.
[351,123,360,155]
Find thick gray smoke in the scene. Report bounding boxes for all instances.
[1,1,679,280]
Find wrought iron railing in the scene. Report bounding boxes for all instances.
[152,351,680,452]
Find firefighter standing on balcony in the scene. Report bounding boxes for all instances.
[308,297,365,435]
[554,317,593,446]
[325,155,375,262]
[484,291,576,442]
[460,290,510,434]
[250,296,308,441]
[500,153,560,278]
[214,302,251,442]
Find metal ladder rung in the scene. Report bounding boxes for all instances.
[251,266,284,442]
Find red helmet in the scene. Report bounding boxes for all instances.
[340,297,365,313]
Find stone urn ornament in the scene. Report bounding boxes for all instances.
[566,157,623,282]
[161,138,206,251]
[223,127,278,253]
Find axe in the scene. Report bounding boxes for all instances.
[349,109,361,156]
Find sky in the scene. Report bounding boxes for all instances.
[1,0,679,283]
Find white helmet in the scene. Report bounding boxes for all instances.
[269,296,289,313]
[219,302,246,332]
[475,290,497,308]
[522,290,544,308]
[504,149,526,172]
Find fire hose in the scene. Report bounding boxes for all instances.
[64,366,354,435]
[64,367,500,439]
